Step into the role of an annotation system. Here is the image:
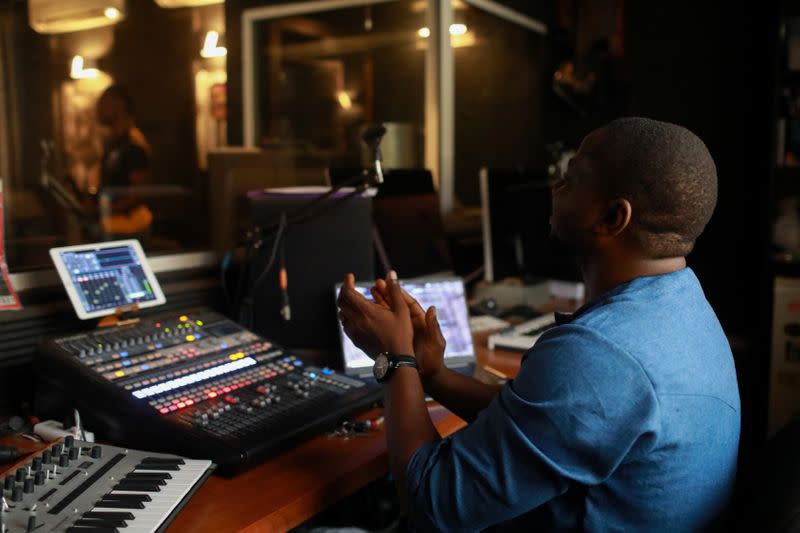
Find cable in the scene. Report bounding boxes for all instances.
[241,212,287,329]
[220,251,233,314]
[279,236,290,321]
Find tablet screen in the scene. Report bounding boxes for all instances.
[50,240,166,319]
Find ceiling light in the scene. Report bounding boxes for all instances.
[70,55,101,80]
[449,23,467,36]
[337,91,352,110]
[154,0,223,7]
[201,30,227,58]
[28,0,126,34]
[417,27,431,38]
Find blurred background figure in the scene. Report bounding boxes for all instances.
[96,84,153,237]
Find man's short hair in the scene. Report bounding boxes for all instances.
[587,117,718,258]
[99,85,135,115]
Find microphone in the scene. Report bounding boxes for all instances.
[362,123,386,184]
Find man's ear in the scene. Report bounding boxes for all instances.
[596,198,632,237]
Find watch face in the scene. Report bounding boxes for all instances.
[373,354,390,381]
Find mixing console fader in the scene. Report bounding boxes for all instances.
[36,309,381,476]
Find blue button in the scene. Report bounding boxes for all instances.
[120,351,129,357]
[155,343,163,349]
[293,361,303,366]
[322,368,333,375]
[140,364,150,370]
[220,343,228,349]
[309,372,317,378]
[122,360,131,367]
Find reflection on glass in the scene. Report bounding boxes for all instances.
[252,1,426,180]
[455,5,546,205]
[0,0,225,271]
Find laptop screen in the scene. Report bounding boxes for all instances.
[335,278,475,375]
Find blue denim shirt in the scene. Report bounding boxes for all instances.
[406,268,740,532]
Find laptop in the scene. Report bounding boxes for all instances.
[335,276,476,380]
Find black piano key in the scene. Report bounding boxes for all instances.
[75,515,127,526]
[122,476,166,486]
[95,500,145,510]
[139,457,185,465]
[113,482,161,492]
[66,526,119,533]
[125,472,171,480]
[134,463,179,471]
[82,512,135,520]
[100,493,151,502]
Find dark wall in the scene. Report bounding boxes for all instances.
[624,3,775,335]
[624,0,778,453]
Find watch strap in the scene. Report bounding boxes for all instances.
[375,353,418,382]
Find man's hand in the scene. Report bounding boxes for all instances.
[337,272,414,358]
[372,277,446,384]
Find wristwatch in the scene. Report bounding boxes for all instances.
[373,353,418,383]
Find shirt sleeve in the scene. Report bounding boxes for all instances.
[405,324,661,532]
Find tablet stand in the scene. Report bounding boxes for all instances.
[97,303,141,328]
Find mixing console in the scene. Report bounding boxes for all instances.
[0,437,212,533]
[36,309,381,476]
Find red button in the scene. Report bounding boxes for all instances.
[224,395,238,404]
[159,408,170,414]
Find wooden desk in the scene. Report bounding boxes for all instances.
[0,338,525,533]
[168,338,524,533]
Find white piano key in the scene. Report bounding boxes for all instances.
[82,459,212,533]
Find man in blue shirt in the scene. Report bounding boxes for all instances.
[337,117,740,531]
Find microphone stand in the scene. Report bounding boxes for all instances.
[235,124,387,328]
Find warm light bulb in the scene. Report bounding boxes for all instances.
[337,91,352,110]
[70,55,101,79]
[201,30,227,58]
[71,55,85,75]
[449,23,467,36]
[104,7,121,20]
[417,27,431,38]
[203,31,219,50]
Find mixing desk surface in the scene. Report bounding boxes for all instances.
[36,309,381,476]
[0,437,212,533]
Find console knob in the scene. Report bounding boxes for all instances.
[11,486,22,501]
[34,471,45,486]
[68,447,79,460]
[52,444,62,456]
[15,468,25,482]
[23,478,34,493]
[3,476,13,490]
[90,445,102,459]
[31,457,42,471]
[64,436,74,449]
[59,455,69,468]
[41,451,51,464]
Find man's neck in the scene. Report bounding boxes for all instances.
[580,255,687,302]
